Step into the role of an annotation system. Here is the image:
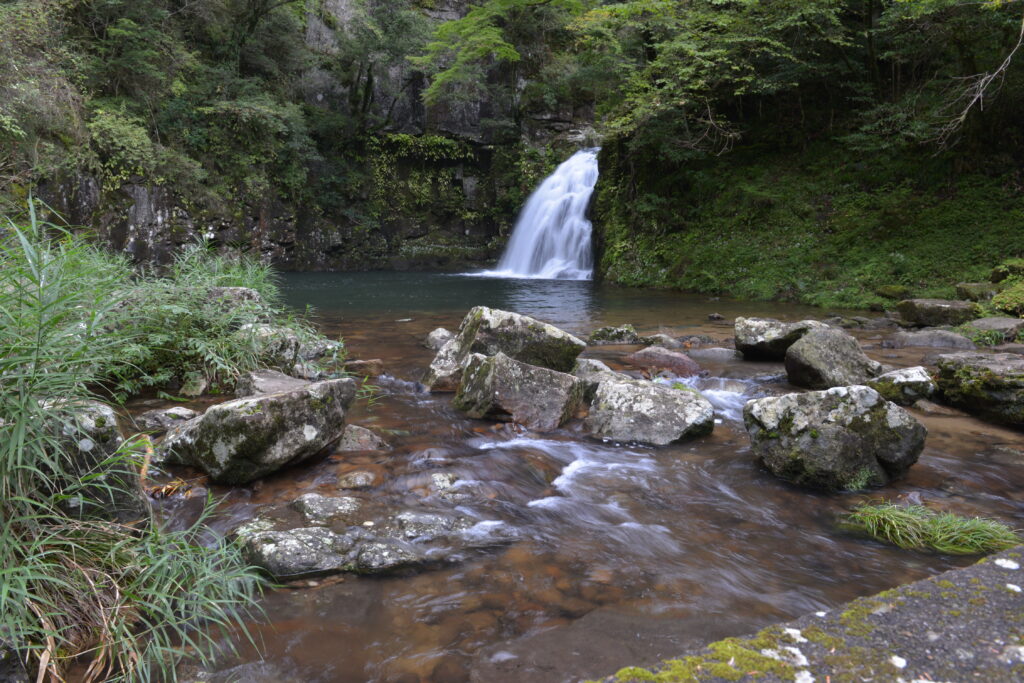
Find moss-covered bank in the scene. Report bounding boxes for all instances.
[593,140,1024,309]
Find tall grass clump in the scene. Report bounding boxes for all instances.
[0,204,263,681]
[845,502,1020,555]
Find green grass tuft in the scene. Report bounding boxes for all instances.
[844,503,1020,555]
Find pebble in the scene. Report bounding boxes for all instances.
[994,558,1020,570]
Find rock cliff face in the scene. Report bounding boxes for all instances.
[38,0,593,271]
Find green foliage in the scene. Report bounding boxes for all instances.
[991,279,1024,316]
[0,205,262,681]
[844,502,1020,555]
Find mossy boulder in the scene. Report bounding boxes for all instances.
[744,385,927,490]
[784,327,884,389]
[866,366,936,405]
[588,324,642,345]
[991,280,1024,316]
[453,352,584,431]
[875,284,912,300]
[956,282,1002,302]
[895,299,978,327]
[423,306,586,391]
[158,377,356,484]
[734,317,828,360]
[990,258,1024,283]
[935,352,1024,427]
[584,377,714,446]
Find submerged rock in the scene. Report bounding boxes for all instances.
[866,366,936,405]
[588,324,642,345]
[234,369,308,397]
[626,346,702,377]
[882,329,976,350]
[896,299,977,327]
[342,359,385,377]
[734,317,827,360]
[424,327,454,351]
[337,424,390,451]
[453,352,584,431]
[784,327,883,389]
[158,378,356,484]
[135,405,199,433]
[291,493,361,525]
[423,306,586,391]
[744,385,927,490]
[935,352,1024,426]
[241,526,364,579]
[584,377,714,446]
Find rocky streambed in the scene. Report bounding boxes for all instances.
[92,275,1024,683]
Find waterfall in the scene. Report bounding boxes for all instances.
[481,148,599,280]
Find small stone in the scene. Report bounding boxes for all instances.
[1007,583,1022,592]
[343,359,385,377]
[890,655,907,669]
[338,470,376,489]
[995,558,1020,570]
[708,313,724,321]
[336,425,390,451]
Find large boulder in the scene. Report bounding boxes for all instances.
[964,317,1024,342]
[234,369,308,397]
[896,299,977,327]
[584,378,714,446]
[572,358,628,402]
[423,307,586,391]
[626,346,702,377]
[424,327,454,350]
[453,352,584,431]
[934,352,1024,426]
[734,317,828,360]
[881,329,976,350]
[158,378,356,484]
[784,327,884,389]
[743,386,927,490]
[866,366,936,405]
[50,400,150,523]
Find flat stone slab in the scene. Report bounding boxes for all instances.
[608,546,1024,682]
[896,298,978,327]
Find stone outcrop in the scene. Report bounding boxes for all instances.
[424,306,586,391]
[734,317,827,360]
[158,378,356,484]
[866,366,936,405]
[934,352,1024,426]
[626,346,702,377]
[743,385,927,490]
[453,352,584,431]
[784,327,884,389]
[895,299,977,327]
[584,378,714,446]
[882,329,975,350]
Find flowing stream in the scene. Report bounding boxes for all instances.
[476,149,599,280]
[147,273,1024,683]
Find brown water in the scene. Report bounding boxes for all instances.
[177,273,1024,683]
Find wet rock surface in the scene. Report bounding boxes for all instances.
[234,369,308,397]
[744,385,926,490]
[734,318,827,360]
[626,346,702,377]
[784,327,884,389]
[866,366,936,405]
[424,306,586,391]
[935,352,1024,426]
[425,327,455,351]
[584,377,714,445]
[337,424,391,451]
[135,405,200,433]
[896,298,978,327]
[588,324,643,345]
[965,316,1024,341]
[453,352,584,431]
[882,328,976,349]
[158,378,356,484]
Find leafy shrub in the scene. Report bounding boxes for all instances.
[991,279,1024,317]
[844,502,1020,555]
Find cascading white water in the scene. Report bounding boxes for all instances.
[480,148,599,280]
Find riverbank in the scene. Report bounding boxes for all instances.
[603,545,1024,682]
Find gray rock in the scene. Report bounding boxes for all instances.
[896,299,978,327]
[645,333,684,349]
[239,324,343,376]
[995,343,1024,356]
[158,378,356,484]
[342,358,385,377]
[882,329,976,350]
[588,324,642,345]
[626,346,702,377]
[744,385,927,490]
[784,327,883,389]
[336,424,390,451]
[965,317,1024,341]
[687,347,742,362]
[234,369,308,397]
[572,358,628,402]
[956,282,1002,302]
[391,511,471,540]
[337,470,377,489]
[354,540,420,573]
[291,493,361,525]
[584,378,714,446]
[866,366,936,405]
[424,327,454,351]
[49,400,149,523]
[135,405,199,433]
[242,526,361,579]
[453,352,584,431]
[423,306,586,391]
[734,317,828,360]
[935,352,1024,426]
[911,399,968,417]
